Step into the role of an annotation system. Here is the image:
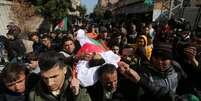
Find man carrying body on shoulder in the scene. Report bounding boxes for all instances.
[28,51,91,101]
[88,64,128,101]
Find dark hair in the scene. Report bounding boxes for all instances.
[29,32,38,40]
[0,63,26,83]
[87,24,95,33]
[26,52,38,61]
[98,64,117,79]
[41,35,51,40]
[62,37,74,46]
[99,26,107,33]
[39,51,66,71]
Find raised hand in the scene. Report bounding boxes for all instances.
[118,61,140,83]
[70,78,80,95]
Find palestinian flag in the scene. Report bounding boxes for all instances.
[76,29,108,50]
[54,17,68,31]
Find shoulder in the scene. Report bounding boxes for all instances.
[26,73,41,91]
[171,61,181,68]
[28,80,45,101]
[171,60,187,79]
[171,60,183,73]
[74,87,92,101]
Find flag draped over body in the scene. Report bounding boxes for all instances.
[75,29,121,87]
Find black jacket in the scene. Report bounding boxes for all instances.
[136,61,186,101]
[87,81,127,101]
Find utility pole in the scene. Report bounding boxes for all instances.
[169,0,183,18]
[160,0,183,19]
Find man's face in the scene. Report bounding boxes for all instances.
[5,72,26,94]
[42,38,51,47]
[137,38,145,47]
[31,35,39,42]
[131,24,136,31]
[151,56,171,72]
[50,33,57,39]
[116,36,122,44]
[101,32,108,40]
[28,60,38,69]
[112,46,119,54]
[40,65,67,91]
[64,40,75,54]
[100,71,118,92]
[144,27,150,34]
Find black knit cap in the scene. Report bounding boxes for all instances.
[152,42,173,59]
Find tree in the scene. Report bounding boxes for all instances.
[104,10,112,19]
[94,4,105,17]
[30,0,72,31]
[78,5,87,17]
[34,0,70,21]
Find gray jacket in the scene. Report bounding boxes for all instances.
[137,61,186,101]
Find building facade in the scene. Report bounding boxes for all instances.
[98,0,119,7]
[69,0,81,16]
[0,0,12,36]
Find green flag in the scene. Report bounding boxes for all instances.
[54,17,68,31]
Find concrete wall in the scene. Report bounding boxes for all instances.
[0,0,13,36]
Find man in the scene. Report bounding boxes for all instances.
[97,26,109,49]
[0,63,39,101]
[29,33,43,54]
[40,35,56,52]
[60,38,76,58]
[7,32,26,63]
[26,52,40,74]
[88,64,127,101]
[86,24,98,39]
[118,42,186,101]
[28,51,91,101]
[111,45,120,55]
[60,37,80,66]
[127,23,138,44]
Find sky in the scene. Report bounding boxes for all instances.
[80,0,98,14]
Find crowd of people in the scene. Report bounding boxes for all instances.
[0,17,201,101]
